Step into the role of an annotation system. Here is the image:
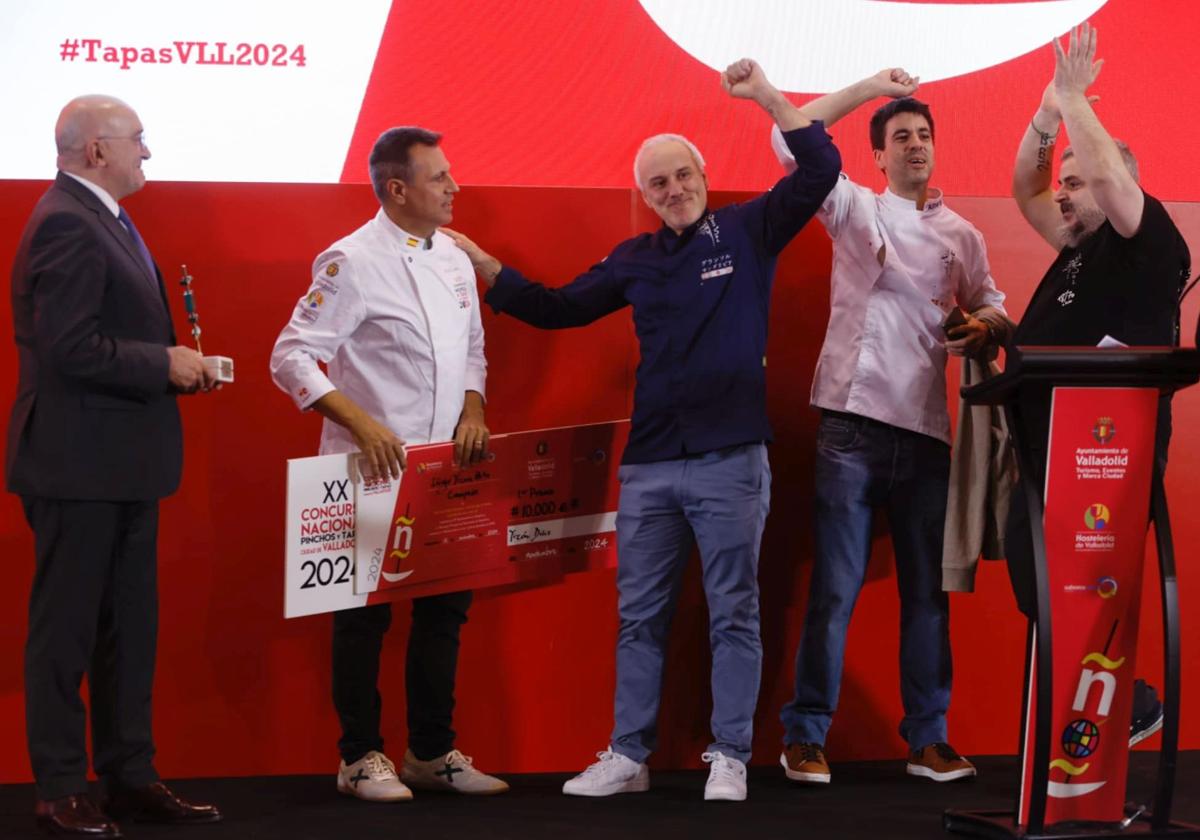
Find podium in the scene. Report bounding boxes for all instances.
[944,347,1200,839]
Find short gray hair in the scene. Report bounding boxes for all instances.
[368,126,441,203]
[633,133,706,190]
[1062,139,1140,183]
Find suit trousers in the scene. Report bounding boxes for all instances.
[332,590,474,764]
[22,497,161,800]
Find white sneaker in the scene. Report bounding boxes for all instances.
[401,748,510,795]
[561,748,649,797]
[703,751,747,801]
[336,751,413,802]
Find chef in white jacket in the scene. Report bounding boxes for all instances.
[270,126,507,802]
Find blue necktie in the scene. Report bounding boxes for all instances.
[117,206,158,281]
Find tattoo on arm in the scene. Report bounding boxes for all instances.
[1035,129,1056,173]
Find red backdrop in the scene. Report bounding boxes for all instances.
[1,173,1198,780]
[343,0,1200,201]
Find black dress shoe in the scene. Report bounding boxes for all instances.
[105,781,222,824]
[35,794,122,837]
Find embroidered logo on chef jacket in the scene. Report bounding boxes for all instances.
[699,252,733,282]
[299,269,342,323]
[314,275,340,296]
[940,248,957,279]
[431,250,472,309]
[298,289,325,323]
[453,275,472,309]
[1057,289,1076,307]
[697,212,721,248]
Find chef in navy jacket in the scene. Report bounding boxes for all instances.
[446,60,840,801]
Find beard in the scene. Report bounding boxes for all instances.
[1058,203,1107,249]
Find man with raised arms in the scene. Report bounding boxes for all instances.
[1007,23,1189,744]
[769,69,1009,786]
[447,59,841,801]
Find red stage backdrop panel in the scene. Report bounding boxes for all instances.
[2,0,1200,783]
[1,183,1197,781]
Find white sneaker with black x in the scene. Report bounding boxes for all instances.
[401,748,510,795]
[337,750,413,802]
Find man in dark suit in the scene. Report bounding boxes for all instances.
[6,95,222,837]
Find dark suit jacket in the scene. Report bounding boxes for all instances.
[6,172,182,500]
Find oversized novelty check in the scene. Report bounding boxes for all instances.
[284,420,627,618]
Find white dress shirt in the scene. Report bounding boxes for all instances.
[270,209,486,452]
[62,171,119,217]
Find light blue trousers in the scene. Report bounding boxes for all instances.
[609,443,771,764]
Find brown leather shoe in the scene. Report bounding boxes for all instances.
[35,794,122,837]
[906,742,977,782]
[780,742,831,784]
[105,781,222,824]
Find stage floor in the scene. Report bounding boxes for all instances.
[1,752,1195,839]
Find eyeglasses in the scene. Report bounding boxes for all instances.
[97,133,148,149]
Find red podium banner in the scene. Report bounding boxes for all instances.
[1019,388,1158,826]
[354,420,628,603]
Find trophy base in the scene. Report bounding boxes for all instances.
[204,355,235,383]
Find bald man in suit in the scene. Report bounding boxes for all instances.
[7,95,221,837]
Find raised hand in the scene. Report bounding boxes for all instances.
[721,58,774,103]
[1053,22,1103,100]
[1041,63,1099,125]
[872,67,919,99]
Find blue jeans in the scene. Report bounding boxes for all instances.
[780,411,952,751]
[610,444,771,764]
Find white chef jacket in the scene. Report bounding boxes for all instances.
[270,209,486,453]
[772,127,1006,444]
